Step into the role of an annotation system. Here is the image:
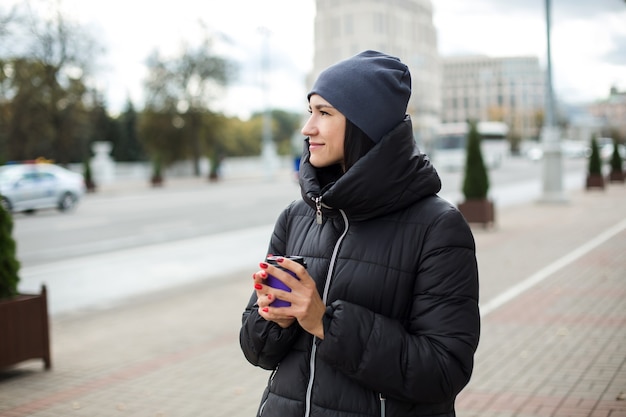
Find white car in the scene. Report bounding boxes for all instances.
[525,140,592,161]
[0,163,86,214]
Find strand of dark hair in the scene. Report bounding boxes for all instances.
[343,120,375,172]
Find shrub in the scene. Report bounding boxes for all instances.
[83,159,96,191]
[609,138,623,174]
[588,135,602,175]
[0,204,20,299]
[462,121,490,200]
[151,155,163,182]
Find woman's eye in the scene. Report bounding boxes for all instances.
[307,107,329,116]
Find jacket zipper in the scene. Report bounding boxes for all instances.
[314,196,323,224]
[380,393,386,417]
[259,366,279,416]
[304,208,349,417]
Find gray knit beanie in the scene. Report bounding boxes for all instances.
[308,50,411,143]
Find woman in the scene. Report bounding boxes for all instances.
[240,50,480,417]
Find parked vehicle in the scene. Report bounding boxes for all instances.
[0,163,86,214]
[524,140,591,162]
[561,140,591,159]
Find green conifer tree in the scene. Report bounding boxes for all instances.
[0,204,20,299]
[462,121,490,200]
[151,154,164,186]
[83,158,96,192]
[588,135,602,175]
[609,138,623,175]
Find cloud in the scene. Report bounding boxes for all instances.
[552,0,626,19]
[604,36,626,65]
[434,0,626,102]
[449,0,626,20]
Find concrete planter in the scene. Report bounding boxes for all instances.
[607,171,625,184]
[458,199,495,228]
[150,175,164,187]
[0,285,51,370]
[586,174,605,190]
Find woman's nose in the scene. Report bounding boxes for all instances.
[301,116,316,137]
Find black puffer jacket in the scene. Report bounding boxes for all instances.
[240,117,480,417]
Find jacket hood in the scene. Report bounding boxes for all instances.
[299,116,442,221]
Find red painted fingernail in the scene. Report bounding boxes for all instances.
[262,307,269,313]
[276,257,284,263]
[260,271,267,278]
[260,262,268,269]
[267,294,272,300]
[254,283,262,290]
[252,273,256,279]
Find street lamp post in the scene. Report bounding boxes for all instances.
[539,0,567,203]
[258,26,278,181]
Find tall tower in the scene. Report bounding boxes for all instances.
[311,0,441,148]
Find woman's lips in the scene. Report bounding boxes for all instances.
[309,142,324,151]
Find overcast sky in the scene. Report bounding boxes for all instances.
[435,0,626,104]
[4,0,625,119]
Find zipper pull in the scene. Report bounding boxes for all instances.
[315,196,323,225]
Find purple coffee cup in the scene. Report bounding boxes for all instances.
[265,255,307,307]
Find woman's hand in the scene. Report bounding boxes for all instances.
[252,256,326,339]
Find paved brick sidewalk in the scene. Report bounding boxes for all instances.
[457,225,626,416]
[0,185,625,417]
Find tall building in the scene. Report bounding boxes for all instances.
[440,55,545,141]
[311,0,441,147]
[588,86,626,140]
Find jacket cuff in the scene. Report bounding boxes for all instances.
[316,306,334,345]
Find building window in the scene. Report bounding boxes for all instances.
[373,13,386,34]
[331,17,341,37]
[344,14,353,35]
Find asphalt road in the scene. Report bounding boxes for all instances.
[13,175,302,266]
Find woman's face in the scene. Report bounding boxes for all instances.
[301,94,346,169]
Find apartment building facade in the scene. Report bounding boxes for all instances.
[587,86,626,141]
[440,55,545,141]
